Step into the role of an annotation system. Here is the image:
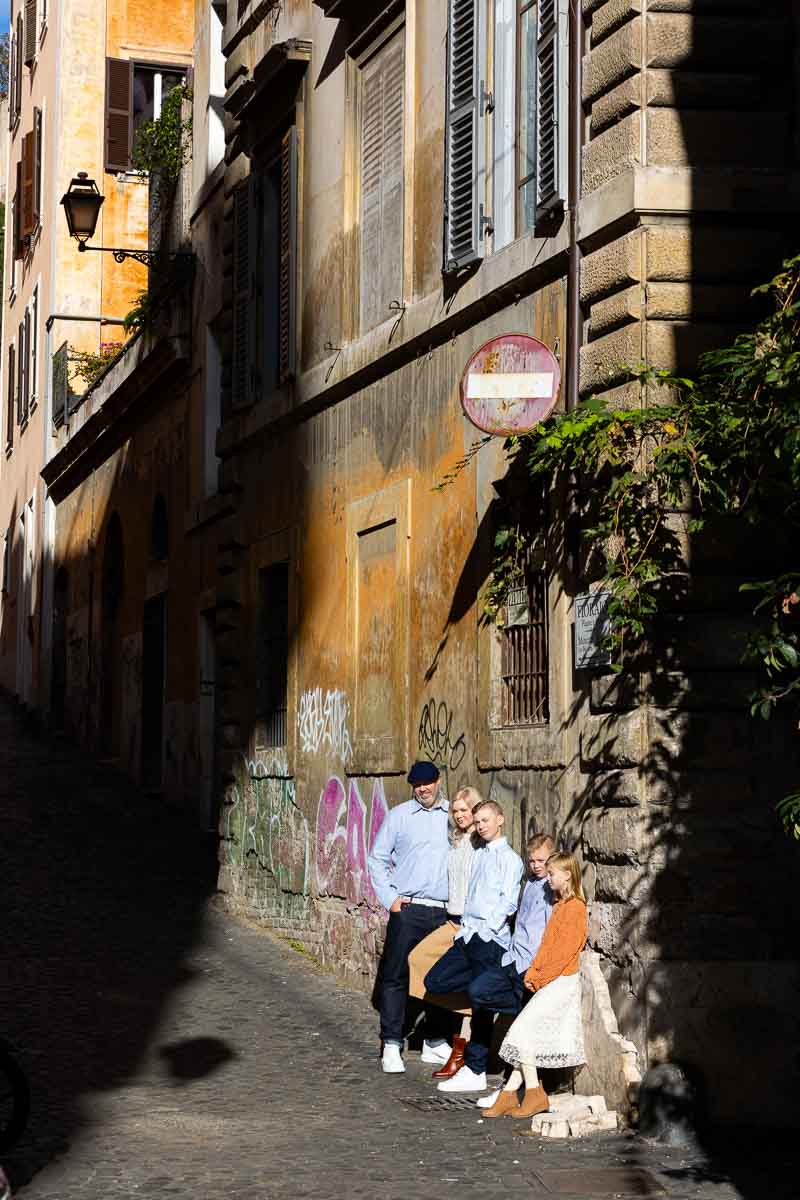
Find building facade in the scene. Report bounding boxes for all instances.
[4,0,799,1130]
[211,0,800,1127]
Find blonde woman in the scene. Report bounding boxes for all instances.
[484,851,587,1119]
[407,787,481,1077]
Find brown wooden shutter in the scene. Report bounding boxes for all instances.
[21,131,35,238]
[30,289,38,403]
[24,0,37,65]
[105,58,133,173]
[6,345,15,448]
[15,14,23,118]
[13,162,23,260]
[33,107,42,227]
[279,127,299,384]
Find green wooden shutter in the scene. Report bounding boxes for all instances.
[535,0,568,221]
[51,341,69,428]
[444,0,486,272]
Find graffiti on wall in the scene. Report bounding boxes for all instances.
[224,749,311,900]
[316,775,388,909]
[297,687,353,763]
[418,697,466,770]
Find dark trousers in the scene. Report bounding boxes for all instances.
[378,903,451,1044]
[424,936,505,1073]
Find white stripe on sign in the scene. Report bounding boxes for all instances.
[466,372,554,400]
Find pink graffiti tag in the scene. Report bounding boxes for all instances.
[316,776,388,910]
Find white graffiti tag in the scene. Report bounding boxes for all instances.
[297,687,353,763]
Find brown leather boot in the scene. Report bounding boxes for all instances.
[510,1085,549,1118]
[484,1089,522,1118]
[431,1036,466,1079]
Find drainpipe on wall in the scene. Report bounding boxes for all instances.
[565,0,584,414]
[565,0,585,580]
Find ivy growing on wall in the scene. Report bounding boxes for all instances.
[452,255,800,835]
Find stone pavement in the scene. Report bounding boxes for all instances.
[0,698,793,1199]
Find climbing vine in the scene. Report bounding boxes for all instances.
[132,82,192,212]
[454,255,800,834]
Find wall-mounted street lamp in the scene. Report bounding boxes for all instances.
[60,172,191,268]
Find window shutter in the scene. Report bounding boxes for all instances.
[29,290,38,404]
[33,107,42,227]
[535,0,568,221]
[8,35,15,129]
[15,14,23,118]
[51,341,68,428]
[359,32,405,332]
[17,321,26,425]
[21,309,31,422]
[231,178,254,409]
[13,162,22,260]
[444,0,486,272]
[105,58,133,173]
[24,0,37,65]
[21,131,35,238]
[279,126,299,384]
[6,345,15,448]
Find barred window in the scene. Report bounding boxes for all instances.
[501,568,549,725]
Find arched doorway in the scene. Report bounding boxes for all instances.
[51,566,69,732]
[100,513,124,755]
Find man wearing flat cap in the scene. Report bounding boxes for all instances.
[368,760,452,1073]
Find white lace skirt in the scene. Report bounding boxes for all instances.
[499,972,585,1069]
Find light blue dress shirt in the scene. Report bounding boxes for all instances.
[457,836,523,950]
[502,876,554,973]
[367,798,450,911]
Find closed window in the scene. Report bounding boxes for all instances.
[358,27,405,332]
[500,568,549,725]
[5,343,15,450]
[231,128,299,409]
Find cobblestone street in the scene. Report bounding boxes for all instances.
[0,699,792,1200]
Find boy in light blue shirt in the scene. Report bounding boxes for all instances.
[424,799,523,1092]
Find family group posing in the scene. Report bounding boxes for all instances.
[367,760,588,1119]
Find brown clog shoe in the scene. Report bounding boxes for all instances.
[483,1089,522,1118]
[510,1085,549,1118]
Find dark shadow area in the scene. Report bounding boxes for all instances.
[0,695,219,1192]
[158,1037,236,1084]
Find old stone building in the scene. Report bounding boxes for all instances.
[3,0,798,1132]
[212,0,800,1127]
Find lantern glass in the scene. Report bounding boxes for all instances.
[61,174,105,242]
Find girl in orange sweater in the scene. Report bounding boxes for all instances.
[487,851,588,1119]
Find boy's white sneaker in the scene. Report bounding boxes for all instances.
[421,1038,451,1064]
[476,1088,501,1108]
[437,1065,487,1092]
[381,1043,405,1073]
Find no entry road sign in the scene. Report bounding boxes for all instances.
[460,333,561,436]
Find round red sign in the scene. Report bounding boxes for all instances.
[460,333,561,436]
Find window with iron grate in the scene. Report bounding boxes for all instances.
[500,567,549,726]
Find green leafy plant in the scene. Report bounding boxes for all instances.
[122,289,158,337]
[443,254,800,835]
[70,341,124,388]
[131,82,192,211]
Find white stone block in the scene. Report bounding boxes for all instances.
[541,1118,571,1138]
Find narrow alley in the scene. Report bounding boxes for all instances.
[0,698,792,1200]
